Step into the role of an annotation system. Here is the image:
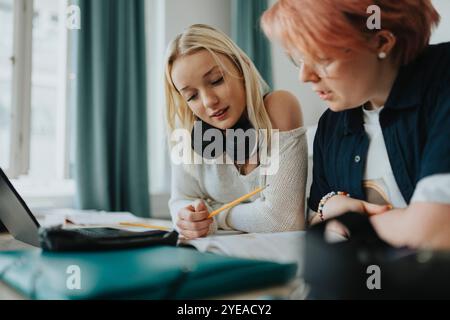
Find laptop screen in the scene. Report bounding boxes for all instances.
[0,168,41,247]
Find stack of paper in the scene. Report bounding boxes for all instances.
[33,208,143,228]
[64,212,140,225]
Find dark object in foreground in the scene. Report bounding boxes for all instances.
[304,212,450,299]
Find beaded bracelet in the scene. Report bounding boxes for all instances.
[317,191,350,222]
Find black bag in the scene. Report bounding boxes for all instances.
[38,225,178,252]
[304,213,450,299]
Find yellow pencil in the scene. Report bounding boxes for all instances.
[207,185,269,219]
[119,222,171,231]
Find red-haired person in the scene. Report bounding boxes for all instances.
[262,0,450,249]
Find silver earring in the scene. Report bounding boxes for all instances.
[378,52,387,59]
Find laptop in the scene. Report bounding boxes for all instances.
[0,168,41,247]
[0,168,172,249]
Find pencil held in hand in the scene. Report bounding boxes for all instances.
[207,185,269,219]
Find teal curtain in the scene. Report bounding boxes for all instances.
[73,0,150,217]
[231,0,273,88]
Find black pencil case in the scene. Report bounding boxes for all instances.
[38,225,178,252]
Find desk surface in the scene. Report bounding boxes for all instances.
[0,233,304,300]
[0,233,34,300]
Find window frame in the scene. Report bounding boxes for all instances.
[8,0,33,178]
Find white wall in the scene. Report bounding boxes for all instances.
[431,0,450,44]
[164,0,231,39]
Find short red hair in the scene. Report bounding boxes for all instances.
[261,0,440,65]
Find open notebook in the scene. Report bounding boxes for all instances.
[179,229,347,276]
[181,231,303,263]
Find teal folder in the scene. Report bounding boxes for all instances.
[0,246,297,299]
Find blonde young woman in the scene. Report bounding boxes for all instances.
[164,24,308,239]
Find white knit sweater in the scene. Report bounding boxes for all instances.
[169,126,308,234]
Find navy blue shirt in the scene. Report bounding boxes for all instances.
[309,42,450,212]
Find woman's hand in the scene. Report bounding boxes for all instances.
[176,200,213,239]
[322,195,391,220]
[319,196,391,239]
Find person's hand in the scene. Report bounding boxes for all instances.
[321,196,390,239]
[322,195,391,220]
[325,220,351,239]
[176,200,213,239]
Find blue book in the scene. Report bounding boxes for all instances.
[0,246,297,299]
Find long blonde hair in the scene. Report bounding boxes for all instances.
[164,24,273,145]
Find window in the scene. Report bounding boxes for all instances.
[0,0,14,171]
[0,0,72,181]
[0,0,74,206]
[29,0,70,180]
